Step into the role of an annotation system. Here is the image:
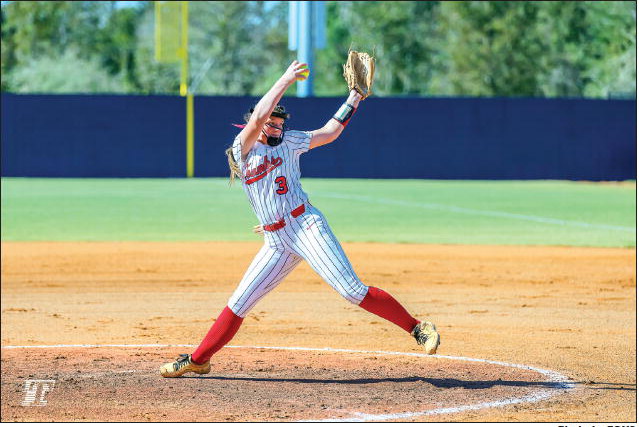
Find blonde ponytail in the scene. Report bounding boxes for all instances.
[225,147,242,186]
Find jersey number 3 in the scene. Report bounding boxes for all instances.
[275,176,288,195]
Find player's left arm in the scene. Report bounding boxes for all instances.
[309,90,362,150]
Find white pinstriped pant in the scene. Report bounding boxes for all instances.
[228,204,369,317]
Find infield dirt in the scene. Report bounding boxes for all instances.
[1,242,636,422]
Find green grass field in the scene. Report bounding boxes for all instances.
[1,178,635,247]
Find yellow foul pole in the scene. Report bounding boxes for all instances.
[186,93,194,178]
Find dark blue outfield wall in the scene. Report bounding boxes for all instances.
[1,94,636,180]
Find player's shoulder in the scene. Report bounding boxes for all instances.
[284,130,311,140]
[283,130,312,144]
[283,130,311,153]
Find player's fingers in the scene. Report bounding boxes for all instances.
[285,61,297,74]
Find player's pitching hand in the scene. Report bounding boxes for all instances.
[253,224,264,235]
[282,60,309,85]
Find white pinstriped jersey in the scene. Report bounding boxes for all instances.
[232,130,312,225]
[227,128,368,318]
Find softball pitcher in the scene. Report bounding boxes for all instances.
[160,60,440,378]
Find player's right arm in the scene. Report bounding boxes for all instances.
[238,61,309,160]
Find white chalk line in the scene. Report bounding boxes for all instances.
[1,343,576,422]
[315,191,635,232]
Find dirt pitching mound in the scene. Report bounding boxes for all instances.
[1,345,573,422]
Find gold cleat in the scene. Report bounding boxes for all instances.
[159,354,211,378]
[412,321,441,355]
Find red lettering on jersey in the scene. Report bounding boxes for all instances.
[245,156,283,185]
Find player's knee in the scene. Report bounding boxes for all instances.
[226,300,248,318]
[342,282,368,305]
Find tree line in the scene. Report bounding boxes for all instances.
[1,1,635,98]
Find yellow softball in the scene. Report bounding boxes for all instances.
[297,68,310,81]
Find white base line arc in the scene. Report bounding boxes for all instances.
[1,343,576,422]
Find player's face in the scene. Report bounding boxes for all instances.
[263,117,285,137]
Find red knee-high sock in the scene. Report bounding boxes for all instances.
[359,287,419,333]
[191,306,244,364]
